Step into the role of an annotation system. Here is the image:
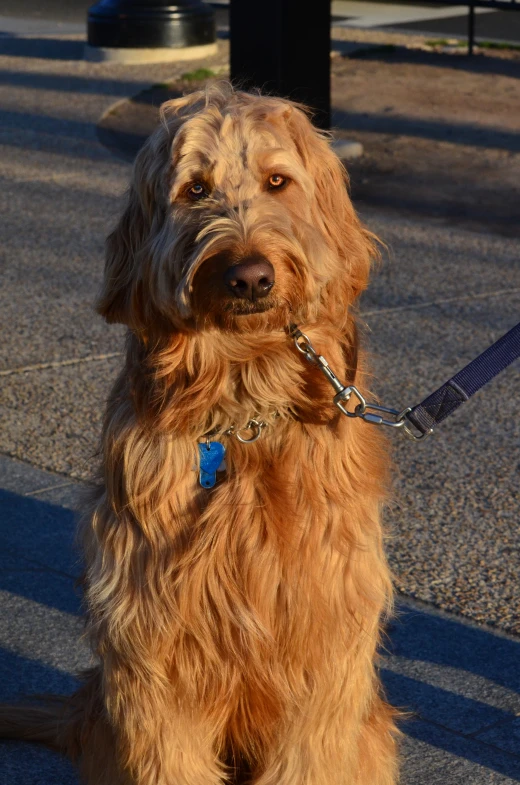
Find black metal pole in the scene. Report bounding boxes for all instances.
[230,0,331,129]
[88,0,215,50]
[468,2,475,55]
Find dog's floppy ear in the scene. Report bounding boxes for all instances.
[96,91,211,327]
[96,186,147,326]
[96,135,168,327]
[285,107,377,304]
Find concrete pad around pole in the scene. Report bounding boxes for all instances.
[331,136,364,161]
[85,41,218,64]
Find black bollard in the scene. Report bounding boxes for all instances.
[88,0,216,52]
[230,0,331,129]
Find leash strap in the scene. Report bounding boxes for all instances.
[405,322,520,438]
[290,321,520,441]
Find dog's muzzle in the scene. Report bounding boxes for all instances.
[223,256,275,301]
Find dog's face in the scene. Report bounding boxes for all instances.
[97,84,374,335]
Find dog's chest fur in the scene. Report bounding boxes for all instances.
[91,328,385,753]
[169,423,359,746]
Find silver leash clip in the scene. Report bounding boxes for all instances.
[290,324,425,438]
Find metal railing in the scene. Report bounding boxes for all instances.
[433,0,519,54]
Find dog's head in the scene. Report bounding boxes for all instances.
[97,83,376,336]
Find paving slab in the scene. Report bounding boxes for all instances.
[477,719,520,758]
[0,356,122,480]
[399,719,520,783]
[0,453,79,496]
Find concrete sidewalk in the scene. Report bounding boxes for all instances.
[0,19,519,784]
[1,455,520,783]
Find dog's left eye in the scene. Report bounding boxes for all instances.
[187,183,209,201]
[268,174,287,190]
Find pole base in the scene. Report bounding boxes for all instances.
[88,1,216,51]
[331,138,364,161]
[85,41,218,64]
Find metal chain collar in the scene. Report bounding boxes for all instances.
[200,324,428,449]
[202,419,269,445]
[222,419,269,443]
[289,324,426,440]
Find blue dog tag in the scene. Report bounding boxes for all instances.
[198,442,226,489]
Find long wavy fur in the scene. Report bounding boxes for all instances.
[0,83,399,785]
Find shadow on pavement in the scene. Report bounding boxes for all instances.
[343,44,520,80]
[383,604,520,779]
[389,606,520,691]
[0,647,79,700]
[0,108,112,160]
[0,565,81,617]
[403,718,520,780]
[0,650,80,784]
[0,35,84,61]
[333,108,520,152]
[0,68,150,97]
[348,175,520,237]
[0,489,82,592]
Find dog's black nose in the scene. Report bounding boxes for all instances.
[224,257,275,301]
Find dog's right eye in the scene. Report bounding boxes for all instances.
[186,183,209,201]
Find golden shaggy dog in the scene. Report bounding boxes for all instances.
[1,83,398,784]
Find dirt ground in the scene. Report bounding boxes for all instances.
[98,32,520,237]
[332,33,520,236]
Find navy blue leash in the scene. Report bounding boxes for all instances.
[290,322,520,441]
[404,321,520,439]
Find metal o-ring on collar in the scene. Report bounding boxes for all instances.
[233,419,265,443]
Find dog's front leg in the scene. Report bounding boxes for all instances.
[99,656,224,785]
[251,689,398,785]
[80,492,225,785]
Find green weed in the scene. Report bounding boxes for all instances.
[181,68,217,82]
